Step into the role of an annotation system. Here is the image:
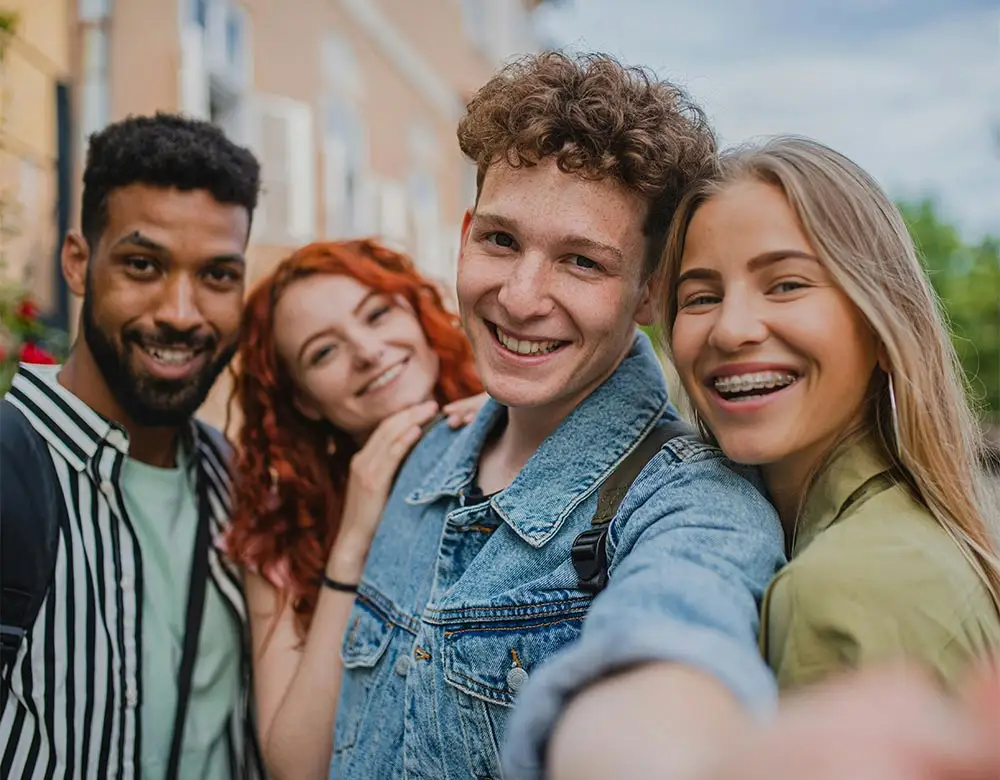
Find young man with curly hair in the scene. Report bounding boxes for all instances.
[0,113,265,779]
[329,51,784,779]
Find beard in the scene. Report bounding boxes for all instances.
[81,277,237,428]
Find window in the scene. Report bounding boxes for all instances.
[321,35,368,238]
[192,0,208,28]
[79,0,110,23]
[80,25,109,142]
[251,96,316,244]
[323,98,367,238]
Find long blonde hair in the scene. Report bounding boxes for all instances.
[659,135,1000,607]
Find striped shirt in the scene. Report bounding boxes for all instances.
[0,365,265,779]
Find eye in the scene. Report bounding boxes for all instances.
[485,231,517,250]
[570,255,602,272]
[679,293,721,309]
[309,343,339,366]
[367,305,392,324]
[204,266,243,287]
[125,256,158,277]
[770,280,808,294]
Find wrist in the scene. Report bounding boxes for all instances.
[325,538,368,582]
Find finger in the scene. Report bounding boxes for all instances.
[446,414,463,429]
[366,401,439,450]
[385,420,426,463]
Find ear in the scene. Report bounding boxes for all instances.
[459,209,473,256]
[876,340,891,373]
[633,275,656,327]
[292,393,322,422]
[61,231,90,297]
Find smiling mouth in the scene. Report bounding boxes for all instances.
[139,344,203,367]
[712,371,799,402]
[358,359,408,395]
[489,322,566,357]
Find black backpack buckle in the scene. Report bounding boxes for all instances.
[572,526,609,594]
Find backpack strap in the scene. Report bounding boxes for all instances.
[572,417,695,594]
[0,398,65,687]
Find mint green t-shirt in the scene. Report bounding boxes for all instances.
[121,444,241,780]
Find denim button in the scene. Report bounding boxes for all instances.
[506,666,528,691]
[394,655,411,676]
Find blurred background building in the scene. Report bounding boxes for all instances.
[1,0,996,440]
[0,0,552,425]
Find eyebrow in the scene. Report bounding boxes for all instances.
[295,291,383,364]
[676,250,820,286]
[111,229,245,265]
[473,211,624,263]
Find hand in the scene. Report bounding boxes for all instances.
[327,400,439,579]
[708,663,1000,780]
[443,393,489,428]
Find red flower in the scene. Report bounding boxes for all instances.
[19,342,57,365]
[16,297,39,321]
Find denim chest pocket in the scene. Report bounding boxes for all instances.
[336,601,397,754]
[440,600,589,777]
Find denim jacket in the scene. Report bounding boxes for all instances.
[331,332,785,780]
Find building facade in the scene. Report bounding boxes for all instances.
[8,0,545,425]
[0,0,72,320]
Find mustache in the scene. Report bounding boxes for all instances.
[124,326,217,352]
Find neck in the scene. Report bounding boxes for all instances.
[59,346,183,468]
[475,403,567,495]
[759,464,804,539]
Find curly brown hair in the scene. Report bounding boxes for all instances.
[457,50,717,277]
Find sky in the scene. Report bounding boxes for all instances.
[534,0,1000,241]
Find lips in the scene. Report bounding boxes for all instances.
[133,341,209,381]
[713,371,799,399]
[489,323,567,356]
[357,358,409,396]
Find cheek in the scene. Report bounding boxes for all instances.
[304,369,354,416]
[668,318,706,384]
[204,292,244,343]
[456,254,494,306]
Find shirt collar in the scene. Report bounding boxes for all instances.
[792,437,895,556]
[408,331,670,548]
[10,363,199,478]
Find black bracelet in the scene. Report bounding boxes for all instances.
[321,574,359,593]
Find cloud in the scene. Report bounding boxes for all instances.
[537,0,1000,239]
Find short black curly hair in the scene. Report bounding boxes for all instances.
[81,112,261,248]
[458,51,717,278]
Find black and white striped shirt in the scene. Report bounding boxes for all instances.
[0,365,265,779]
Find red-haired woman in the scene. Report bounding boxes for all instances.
[226,239,484,779]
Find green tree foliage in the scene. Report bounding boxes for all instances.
[900,199,1000,422]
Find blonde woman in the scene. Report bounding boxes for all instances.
[661,135,1000,690]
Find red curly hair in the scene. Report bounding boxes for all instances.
[226,239,482,637]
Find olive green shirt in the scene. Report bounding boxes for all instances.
[760,439,1000,691]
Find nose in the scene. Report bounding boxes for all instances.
[153,273,204,334]
[707,289,769,354]
[496,252,554,323]
[351,330,385,369]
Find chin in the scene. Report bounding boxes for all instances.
[713,436,783,467]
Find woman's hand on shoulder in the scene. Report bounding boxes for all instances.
[332,400,439,574]
[443,392,489,428]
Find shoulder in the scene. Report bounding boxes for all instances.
[194,418,234,468]
[783,485,990,607]
[768,486,1000,669]
[622,432,774,525]
[608,433,783,564]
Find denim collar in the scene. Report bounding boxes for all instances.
[407,331,670,548]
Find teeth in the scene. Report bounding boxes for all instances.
[366,362,405,393]
[495,326,562,356]
[714,372,797,394]
[145,346,195,366]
